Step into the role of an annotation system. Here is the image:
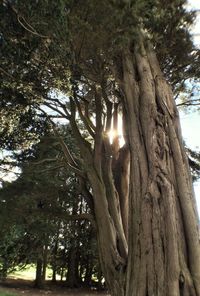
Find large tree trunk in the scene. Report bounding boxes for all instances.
[122,42,200,296]
[67,38,200,296]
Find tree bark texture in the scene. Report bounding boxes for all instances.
[122,42,200,296]
[69,97,128,295]
[65,40,200,296]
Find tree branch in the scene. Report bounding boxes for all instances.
[3,0,48,38]
[43,102,69,119]
[94,88,103,175]
[176,99,200,107]
[74,96,95,138]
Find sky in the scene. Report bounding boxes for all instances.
[188,0,200,48]
[180,111,200,214]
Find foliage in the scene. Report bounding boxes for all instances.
[0,225,27,278]
[187,147,200,181]
[0,0,199,163]
[0,127,99,286]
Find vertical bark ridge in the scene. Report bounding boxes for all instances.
[88,172,126,295]
[148,47,200,294]
[68,40,200,296]
[122,43,200,296]
[113,145,130,240]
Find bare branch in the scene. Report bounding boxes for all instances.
[46,97,71,117]
[176,99,200,107]
[32,158,58,165]
[0,166,20,176]
[4,0,48,38]
[34,165,64,173]
[37,106,85,177]
[74,96,95,138]
[17,15,48,38]
[69,98,93,164]
[43,102,69,118]
[0,66,13,79]
[51,126,85,177]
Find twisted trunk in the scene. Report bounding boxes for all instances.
[68,40,200,296]
[87,169,127,296]
[70,95,128,295]
[113,145,130,240]
[123,42,200,296]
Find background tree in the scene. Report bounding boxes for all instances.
[0,128,98,288]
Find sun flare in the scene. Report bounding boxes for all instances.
[107,114,125,147]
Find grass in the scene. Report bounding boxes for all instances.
[9,265,53,281]
[0,292,16,296]
[9,265,36,280]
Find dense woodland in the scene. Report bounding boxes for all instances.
[0,0,200,295]
[0,128,102,289]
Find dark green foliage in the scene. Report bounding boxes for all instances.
[0,0,199,152]
[1,0,199,100]
[0,1,199,160]
[0,225,28,278]
[186,147,200,181]
[0,127,99,286]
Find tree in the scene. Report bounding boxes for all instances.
[1,0,200,295]
[0,225,26,280]
[0,128,98,288]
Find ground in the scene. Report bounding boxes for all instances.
[0,279,109,296]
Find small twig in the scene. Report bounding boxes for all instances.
[4,0,48,38]
[37,106,85,177]
[32,158,58,165]
[0,166,21,176]
[176,99,200,107]
[35,165,64,173]
[0,66,13,79]
[43,102,68,118]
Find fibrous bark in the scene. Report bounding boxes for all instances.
[123,41,200,296]
[59,38,200,296]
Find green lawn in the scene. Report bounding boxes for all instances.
[0,292,16,296]
[9,265,36,280]
[9,265,52,280]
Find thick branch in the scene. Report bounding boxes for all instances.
[94,89,103,175]
[74,96,95,138]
